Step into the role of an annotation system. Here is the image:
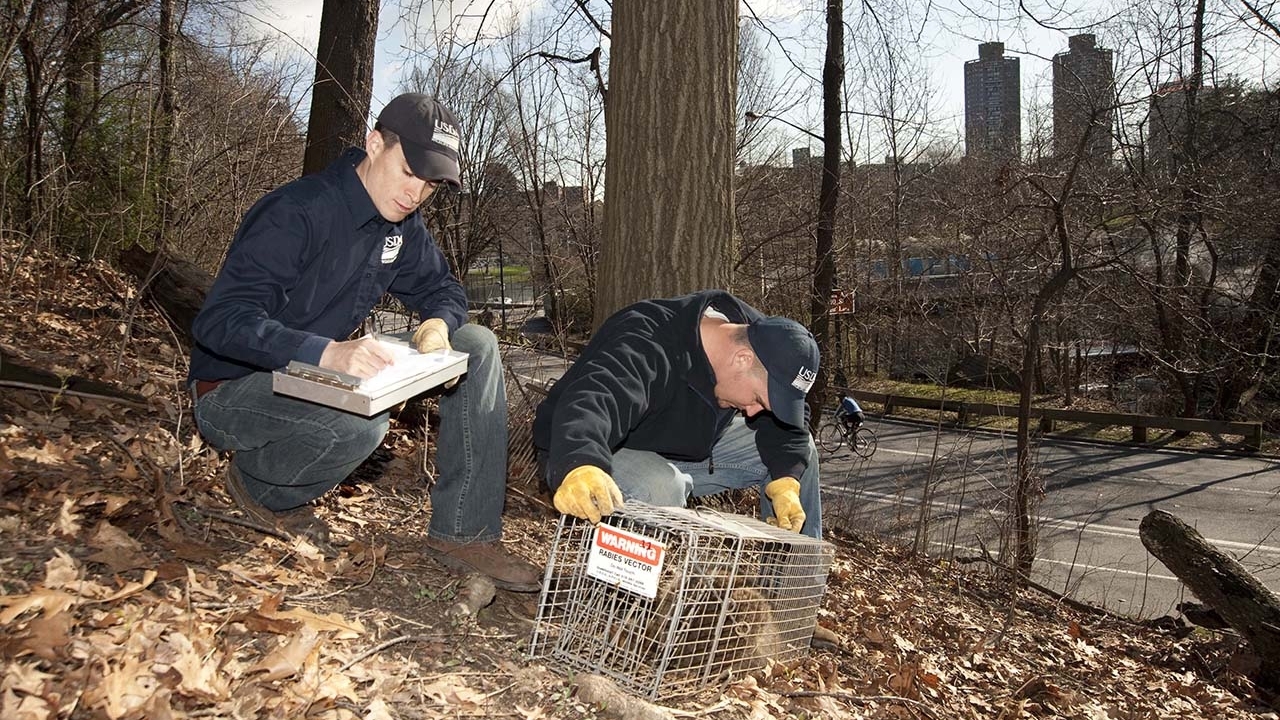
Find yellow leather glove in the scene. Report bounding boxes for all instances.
[765,477,805,533]
[554,465,625,524]
[411,318,458,388]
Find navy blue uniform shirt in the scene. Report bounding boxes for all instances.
[189,147,467,382]
[532,291,811,490]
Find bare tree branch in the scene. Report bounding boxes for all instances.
[573,0,609,39]
[741,0,821,85]
[1242,0,1280,40]
[537,47,606,102]
[1016,0,1125,32]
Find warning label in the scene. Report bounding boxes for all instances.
[586,524,666,598]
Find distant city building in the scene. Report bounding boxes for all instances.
[791,147,823,169]
[1052,34,1115,164]
[1145,79,1220,174]
[964,41,1021,161]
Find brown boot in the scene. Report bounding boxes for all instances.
[225,465,336,557]
[425,537,542,593]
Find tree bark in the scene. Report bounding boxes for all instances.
[1222,224,1280,414]
[62,0,96,171]
[804,0,844,429]
[61,0,144,174]
[1139,509,1280,690]
[594,1,737,326]
[151,0,178,249]
[18,0,42,239]
[302,0,378,176]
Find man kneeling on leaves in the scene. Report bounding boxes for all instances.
[188,93,539,591]
[533,290,824,539]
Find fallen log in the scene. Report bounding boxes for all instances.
[1139,509,1280,690]
[118,244,214,346]
[0,350,146,405]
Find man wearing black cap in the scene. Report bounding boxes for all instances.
[532,290,824,538]
[188,93,540,591]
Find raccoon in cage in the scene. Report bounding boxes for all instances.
[642,564,785,678]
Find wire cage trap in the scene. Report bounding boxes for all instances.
[529,502,834,699]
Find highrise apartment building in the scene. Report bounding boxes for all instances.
[964,41,1021,161]
[1052,34,1115,164]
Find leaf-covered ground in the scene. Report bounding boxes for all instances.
[1,235,1276,719]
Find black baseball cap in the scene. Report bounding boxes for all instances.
[375,93,463,188]
[747,317,820,428]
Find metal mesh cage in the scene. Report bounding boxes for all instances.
[530,502,834,699]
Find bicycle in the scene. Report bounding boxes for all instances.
[816,417,878,458]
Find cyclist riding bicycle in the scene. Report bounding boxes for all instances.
[837,395,865,433]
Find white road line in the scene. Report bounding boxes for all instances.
[872,447,948,459]
[926,540,1181,583]
[825,444,1280,497]
[825,484,1280,557]
[1056,472,1280,497]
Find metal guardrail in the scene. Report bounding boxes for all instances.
[838,387,1265,452]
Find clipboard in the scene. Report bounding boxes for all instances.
[272,336,468,416]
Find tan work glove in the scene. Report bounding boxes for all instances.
[764,477,805,533]
[412,318,451,353]
[554,465,625,524]
[411,318,458,388]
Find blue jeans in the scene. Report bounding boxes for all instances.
[193,324,508,543]
[608,417,823,538]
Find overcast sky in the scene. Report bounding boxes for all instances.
[250,0,1277,152]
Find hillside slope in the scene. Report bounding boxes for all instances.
[0,236,1272,719]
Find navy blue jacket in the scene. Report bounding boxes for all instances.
[189,148,466,382]
[533,291,811,490]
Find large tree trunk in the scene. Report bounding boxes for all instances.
[62,0,97,172]
[18,2,43,240]
[804,0,843,429]
[1140,509,1280,690]
[1228,224,1280,413]
[151,0,178,249]
[61,0,143,175]
[594,1,737,326]
[1163,0,1208,422]
[302,0,378,176]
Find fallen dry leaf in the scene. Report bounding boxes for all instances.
[421,675,487,709]
[87,570,157,604]
[20,611,74,660]
[365,698,396,720]
[0,687,54,720]
[265,606,365,639]
[89,520,143,553]
[90,655,160,720]
[86,544,151,573]
[251,626,321,682]
[50,498,82,538]
[1,662,57,696]
[0,588,78,625]
[166,631,231,700]
[43,551,81,589]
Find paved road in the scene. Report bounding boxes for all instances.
[819,416,1280,618]
[497,346,1280,618]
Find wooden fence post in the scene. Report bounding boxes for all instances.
[1246,424,1263,452]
